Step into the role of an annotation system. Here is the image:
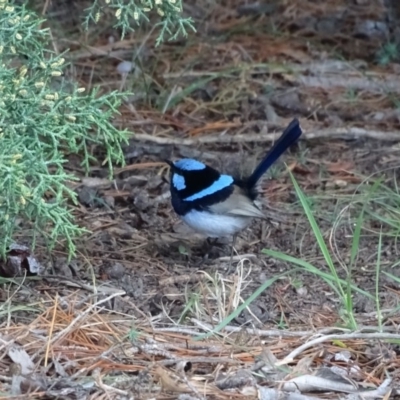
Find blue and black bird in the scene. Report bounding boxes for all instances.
[167,119,302,241]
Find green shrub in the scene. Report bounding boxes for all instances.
[85,0,195,44]
[0,3,130,256]
[0,0,194,258]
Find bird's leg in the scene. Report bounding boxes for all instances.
[194,237,217,267]
[228,234,238,271]
[204,237,218,255]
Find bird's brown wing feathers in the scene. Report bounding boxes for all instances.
[208,186,265,219]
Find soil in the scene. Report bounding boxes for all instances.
[2,0,400,398]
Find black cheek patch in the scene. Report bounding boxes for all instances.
[177,166,220,199]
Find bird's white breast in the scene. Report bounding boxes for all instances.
[181,209,252,237]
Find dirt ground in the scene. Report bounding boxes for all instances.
[65,0,400,326]
[2,0,400,398]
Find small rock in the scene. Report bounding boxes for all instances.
[372,111,385,121]
[334,179,348,188]
[270,90,301,111]
[133,190,149,211]
[78,186,97,207]
[81,177,110,188]
[265,103,279,123]
[53,257,75,277]
[258,272,268,282]
[296,286,308,297]
[117,61,134,75]
[106,262,125,280]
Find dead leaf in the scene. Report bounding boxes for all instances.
[154,366,191,393]
[0,243,44,277]
[8,347,35,375]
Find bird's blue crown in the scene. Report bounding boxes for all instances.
[174,159,206,171]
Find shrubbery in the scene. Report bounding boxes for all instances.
[0,0,193,257]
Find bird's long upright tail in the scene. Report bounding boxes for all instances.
[246,119,302,190]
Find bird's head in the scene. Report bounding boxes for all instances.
[166,158,233,202]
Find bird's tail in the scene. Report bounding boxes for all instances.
[246,119,302,190]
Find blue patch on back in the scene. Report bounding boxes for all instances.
[174,159,206,171]
[172,174,186,191]
[184,174,234,201]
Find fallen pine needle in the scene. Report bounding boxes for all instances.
[44,293,58,368]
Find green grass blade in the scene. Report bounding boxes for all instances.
[350,178,382,268]
[288,171,345,298]
[194,272,288,341]
[376,229,383,331]
[262,249,373,299]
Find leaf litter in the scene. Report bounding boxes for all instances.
[2,0,400,398]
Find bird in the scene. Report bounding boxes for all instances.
[166,119,302,259]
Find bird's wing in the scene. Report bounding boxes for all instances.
[208,186,265,219]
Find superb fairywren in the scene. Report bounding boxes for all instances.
[167,119,302,243]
